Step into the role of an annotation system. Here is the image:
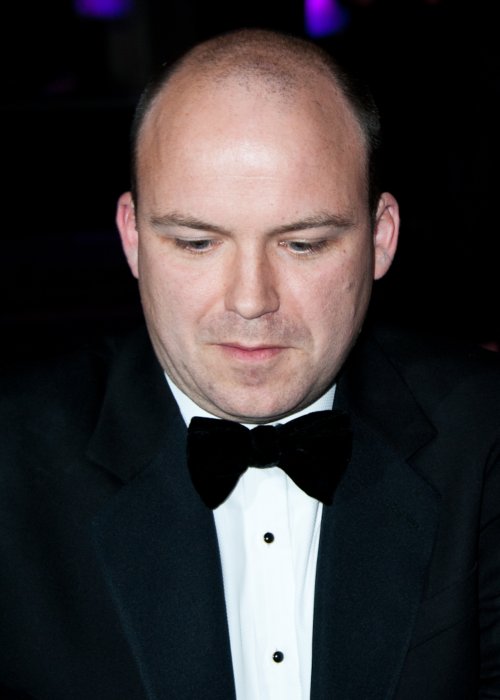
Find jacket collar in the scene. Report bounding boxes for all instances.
[87,327,236,699]
[311,324,441,699]
[86,327,179,482]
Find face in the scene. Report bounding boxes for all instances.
[117,73,399,422]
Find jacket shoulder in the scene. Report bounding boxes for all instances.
[0,335,121,467]
[369,323,500,416]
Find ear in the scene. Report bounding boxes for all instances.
[373,192,400,280]
[116,191,139,279]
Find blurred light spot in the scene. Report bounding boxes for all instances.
[305,0,350,37]
[74,0,133,20]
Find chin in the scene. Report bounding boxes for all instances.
[213,393,307,424]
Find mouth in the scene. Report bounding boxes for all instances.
[215,343,287,362]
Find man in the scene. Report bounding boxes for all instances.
[1,29,499,700]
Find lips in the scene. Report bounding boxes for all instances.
[216,343,286,362]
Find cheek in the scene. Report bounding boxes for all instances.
[139,249,221,330]
[305,258,372,331]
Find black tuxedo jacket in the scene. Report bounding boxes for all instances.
[1,323,499,699]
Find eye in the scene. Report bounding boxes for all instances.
[174,238,217,253]
[280,239,329,255]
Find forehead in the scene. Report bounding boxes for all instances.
[135,71,367,206]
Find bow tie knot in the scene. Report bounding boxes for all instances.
[187,410,352,509]
[248,425,281,467]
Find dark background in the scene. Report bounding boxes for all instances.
[2,0,499,363]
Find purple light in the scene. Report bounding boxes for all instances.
[74,0,133,20]
[305,0,350,37]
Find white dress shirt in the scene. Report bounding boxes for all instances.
[167,376,335,700]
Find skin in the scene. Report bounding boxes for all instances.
[116,70,399,423]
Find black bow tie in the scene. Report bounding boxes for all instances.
[186,410,352,509]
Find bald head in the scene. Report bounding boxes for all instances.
[163,29,343,93]
[130,29,382,217]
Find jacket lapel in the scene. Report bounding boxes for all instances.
[87,330,236,700]
[311,328,441,700]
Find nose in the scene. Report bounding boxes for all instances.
[224,246,279,319]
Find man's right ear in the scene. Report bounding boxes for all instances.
[116,192,139,279]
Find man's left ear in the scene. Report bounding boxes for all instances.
[373,192,400,281]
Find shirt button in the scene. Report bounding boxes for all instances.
[263,532,275,543]
[273,651,284,663]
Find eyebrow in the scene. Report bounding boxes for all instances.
[149,210,355,236]
[271,213,354,234]
[150,212,232,235]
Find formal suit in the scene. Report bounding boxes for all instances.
[1,321,499,699]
